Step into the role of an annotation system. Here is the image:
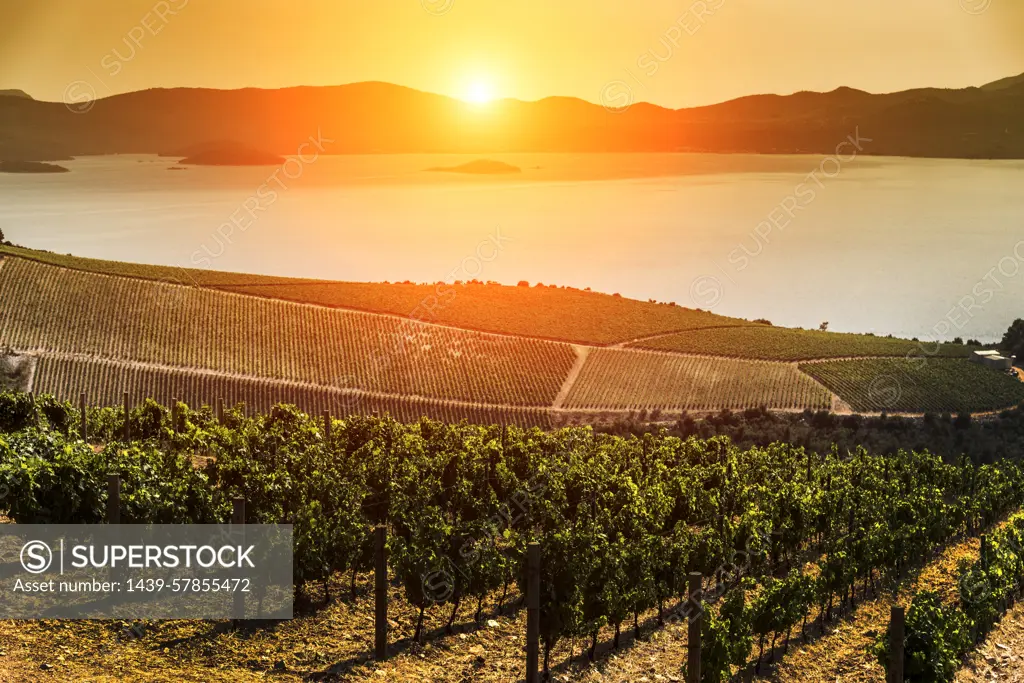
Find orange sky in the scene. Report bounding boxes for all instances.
[2,0,1022,108]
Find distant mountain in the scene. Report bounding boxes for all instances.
[1,74,1022,160]
[983,73,1024,92]
[0,89,31,99]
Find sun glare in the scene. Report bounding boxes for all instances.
[464,81,495,104]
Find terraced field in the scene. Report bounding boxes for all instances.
[0,258,575,406]
[0,245,752,345]
[30,355,553,427]
[800,357,1024,413]
[2,253,1019,417]
[564,348,833,412]
[632,325,974,361]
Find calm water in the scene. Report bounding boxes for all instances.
[2,153,1022,342]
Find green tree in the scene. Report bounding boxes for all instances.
[1001,319,1024,361]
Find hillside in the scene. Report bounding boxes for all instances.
[1,249,1021,417]
[632,325,974,361]
[2,74,1024,161]
[0,245,755,345]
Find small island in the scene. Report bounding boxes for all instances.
[172,141,285,166]
[0,160,70,174]
[427,159,522,175]
[179,149,286,166]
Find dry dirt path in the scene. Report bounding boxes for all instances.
[956,604,1024,682]
[551,345,590,408]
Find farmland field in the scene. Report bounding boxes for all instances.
[631,325,975,361]
[564,348,833,411]
[0,258,575,406]
[0,246,752,345]
[800,358,1024,413]
[2,393,1020,682]
[30,354,554,427]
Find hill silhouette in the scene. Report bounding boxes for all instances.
[172,140,286,166]
[427,159,521,174]
[0,73,1022,160]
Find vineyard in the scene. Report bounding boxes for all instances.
[631,325,975,361]
[800,358,1024,414]
[2,390,1019,681]
[0,258,576,406]
[0,246,752,345]
[564,348,833,412]
[1,253,1020,419]
[29,354,554,428]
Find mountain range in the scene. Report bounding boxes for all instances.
[1,73,1022,161]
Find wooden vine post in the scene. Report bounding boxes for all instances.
[123,391,131,441]
[107,474,123,587]
[526,542,540,683]
[107,474,121,524]
[889,605,904,683]
[79,393,88,441]
[170,397,178,433]
[323,410,332,441]
[375,525,388,661]
[688,572,702,683]
[217,398,225,425]
[233,498,246,625]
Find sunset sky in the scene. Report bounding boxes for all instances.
[1,0,1022,108]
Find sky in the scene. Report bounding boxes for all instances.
[1,0,1022,109]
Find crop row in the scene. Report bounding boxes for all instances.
[800,358,1024,414]
[0,258,576,406]
[31,354,553,428]
[565,348,833,411]
[632,326,973,361]
[1,391,1021,681]
[877,513,1024,682]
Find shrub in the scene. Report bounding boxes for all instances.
[0,391,35,433]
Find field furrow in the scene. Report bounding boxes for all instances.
[800,358,1024,413]
[0,259,576,406]
[29,354,555,427]
[565,348,833,412]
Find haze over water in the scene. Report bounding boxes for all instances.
[2,153,1022,343]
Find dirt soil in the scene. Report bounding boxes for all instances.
[956,601,1024,682]
[0,524,1008,682]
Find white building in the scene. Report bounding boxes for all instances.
[970,349,1016,371]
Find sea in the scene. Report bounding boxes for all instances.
[1,152,1022,342]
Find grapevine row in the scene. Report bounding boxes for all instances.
[0,258,576,405]
[31,355,553,428]
[566,348,832,411]
[0,390,1020,681]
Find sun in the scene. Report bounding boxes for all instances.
[464,80,495,104]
